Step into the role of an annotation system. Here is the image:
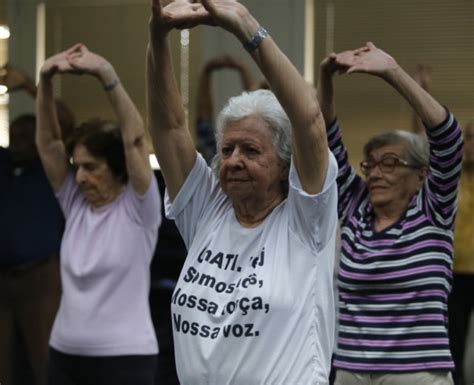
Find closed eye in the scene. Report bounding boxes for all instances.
[243,147,260,156]
[222,146,233,157]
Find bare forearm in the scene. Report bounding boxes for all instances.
[100,67,145,146]
[317,71,337,126]
[146,34,196,200]
[249,34,328,193]
[36,78,62,148]
[252,37,321,137]
[147,38,186,136]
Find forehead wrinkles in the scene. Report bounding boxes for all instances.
[224,128,273,149]
[368,145,405,159]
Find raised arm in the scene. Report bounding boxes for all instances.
[317,53,340,127]
[201,0,328,194]
[68,44,152,194]
[0,64,37,97]
[147,0,210,200]
[316,50,363,127]
[36,47,77,191]
[3,63,76,141]
[336,42,447,128]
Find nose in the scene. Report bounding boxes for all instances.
[75,167,86,184]
[366,163,383,179]
[227,148,244,168]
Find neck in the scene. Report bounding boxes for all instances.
[233,194,284,228]
[372,201,408,232]
[92,184,126,208]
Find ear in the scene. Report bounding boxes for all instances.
[279,162,289,181]
[417,166,428,184]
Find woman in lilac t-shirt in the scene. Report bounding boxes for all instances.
[36,44,161,385]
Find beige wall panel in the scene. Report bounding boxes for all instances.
[0,0,7,25]
[44,1,202,142]
[45,3,150,124]
[199,0,306,121]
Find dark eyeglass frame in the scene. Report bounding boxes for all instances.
[360,154,416,175]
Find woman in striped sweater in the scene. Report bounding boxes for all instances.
[317,42,464,385]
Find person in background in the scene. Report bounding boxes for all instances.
[318,42,463,385]
[147,0,338,383]
[36,44,161,385]
[0,64,38,97]
[196,54,254,162]
[0,65,74,385]
[195,54,270,163]
[449,120,474,385]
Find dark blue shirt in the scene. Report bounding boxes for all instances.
[0,147,64,267]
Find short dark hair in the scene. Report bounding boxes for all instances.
[11,114,36,132]
[66,119,128,184]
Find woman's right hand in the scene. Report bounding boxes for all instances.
[149,0,211,39]
[320,53,345,78]
[40,44,81,80]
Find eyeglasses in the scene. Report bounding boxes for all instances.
[360,154,415,175]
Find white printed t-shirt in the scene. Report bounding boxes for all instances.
[50,172,161,356]
[166,153,338,385]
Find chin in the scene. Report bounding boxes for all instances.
[369,194,391,207]
[225,187,252,202]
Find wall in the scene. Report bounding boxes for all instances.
[313,0,474,165]
[199,0,306,120]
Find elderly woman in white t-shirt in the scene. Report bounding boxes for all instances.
[36,44,161,385]
[147,1,338,384]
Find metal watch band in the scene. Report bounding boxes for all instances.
[243,27,269,52]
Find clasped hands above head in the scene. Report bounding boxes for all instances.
[150,0,256,42]
[320,42,400,78]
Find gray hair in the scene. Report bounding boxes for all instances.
[363,129,429,169]
[210,89,292,178]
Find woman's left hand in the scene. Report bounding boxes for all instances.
[200,0,257,42]
[336,42,398,78]
[66,44,113,78]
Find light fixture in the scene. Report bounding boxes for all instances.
[0,25,10,40]
[149,154,160,170]
[0,85,7,94]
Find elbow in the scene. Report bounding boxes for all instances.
[123,132,146,151]
[308,99,325,134]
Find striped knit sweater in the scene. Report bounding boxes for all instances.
[329,112,464,372]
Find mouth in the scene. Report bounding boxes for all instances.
[368,185,387,193]
[79,186,95,194]
[226,176,251,182]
